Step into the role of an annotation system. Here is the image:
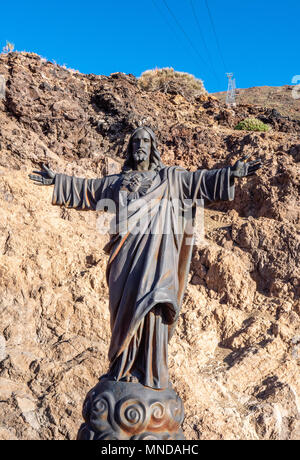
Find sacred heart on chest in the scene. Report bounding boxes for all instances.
[120,172,153,200]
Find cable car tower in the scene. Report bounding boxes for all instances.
[226,73,236,107]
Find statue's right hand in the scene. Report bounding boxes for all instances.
[28,163,56,186]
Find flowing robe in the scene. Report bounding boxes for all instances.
[52,166,235,389]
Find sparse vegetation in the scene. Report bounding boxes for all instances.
[235,117,270,132]
[138,67,207,100]
[2,41,15,54]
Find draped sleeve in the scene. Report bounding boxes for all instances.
[177,167,235,204]
[52,173,119,210]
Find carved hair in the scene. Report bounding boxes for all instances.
[122,126,164,173]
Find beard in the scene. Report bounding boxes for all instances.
[133,150,149,163]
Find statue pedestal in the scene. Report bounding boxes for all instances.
[77,377,185,440]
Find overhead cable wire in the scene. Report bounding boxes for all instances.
[162,0,208,66]
[151,0,183,45]
[204,0,227,72]
[161,0,219,84]
[190,0,221,84]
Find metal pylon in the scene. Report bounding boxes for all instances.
[226,73,236,107]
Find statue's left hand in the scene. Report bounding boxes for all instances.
[230,155,262,178]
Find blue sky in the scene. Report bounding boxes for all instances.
[1,0,299,93]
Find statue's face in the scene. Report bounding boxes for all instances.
[131,129,151,165]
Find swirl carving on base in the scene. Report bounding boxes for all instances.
[77,378,185,440]
[117,398,148,434]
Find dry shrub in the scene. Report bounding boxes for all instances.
[138,67,207,101]
[2,41,14,54]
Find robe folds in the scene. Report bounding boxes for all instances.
[52,166,235,389]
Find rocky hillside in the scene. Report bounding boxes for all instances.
[214,85,300,121]
[0,52,299,440]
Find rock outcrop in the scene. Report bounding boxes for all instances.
[0,52,299,440]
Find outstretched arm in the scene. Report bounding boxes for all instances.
[201,155,262,202]
[178,155,263,204]
[197,155,262,203]
[29,164,117,211]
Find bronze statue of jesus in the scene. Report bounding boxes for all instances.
[29,126,262,439]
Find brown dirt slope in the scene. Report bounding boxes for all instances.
[0,52,299,440]
[214,85,300,121]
